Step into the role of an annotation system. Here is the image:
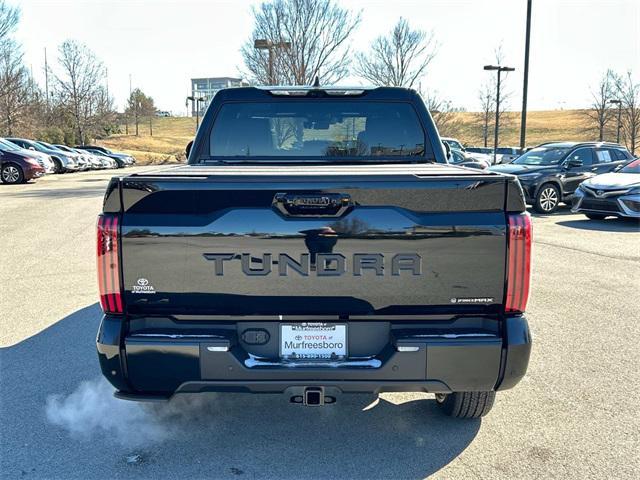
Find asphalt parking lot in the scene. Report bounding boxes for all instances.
[1,167,639,479]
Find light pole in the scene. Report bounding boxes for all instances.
[484,64,515,164]
[254,39,291,85]
[519,0,533,150]
[187,96,207,132]
[609,99,622,144]
[186,96,196,131]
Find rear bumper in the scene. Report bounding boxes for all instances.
[97,315,531,400]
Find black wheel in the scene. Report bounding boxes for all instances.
[435,391,495,418]
[52,158,63,173]
[534,184,560,214]
[585,213,607,220]
[1,163,25,184]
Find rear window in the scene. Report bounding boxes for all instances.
[209,101,428,159]
[611,149,629,160]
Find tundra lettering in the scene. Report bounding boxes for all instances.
[96,85,532,419]
[203,252,422,276]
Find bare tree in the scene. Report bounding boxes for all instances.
[476,81,494,147]
[241,0,360,85]
[612,71,640,154]
[474,44,513,147]
[84,85,116,139]
[491,44,513,130]
[126,88,155,136]
[584,70,615,141]
[355,18,436,88]
[0,0,19,43]
[54,40,105,143]
[422,91,461,137]
[0,39,30,135]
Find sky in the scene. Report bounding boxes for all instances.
[13,0,640,115]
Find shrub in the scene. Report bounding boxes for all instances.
[63,130,76,146]
[38,127,65,144]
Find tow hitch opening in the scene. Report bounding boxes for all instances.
[290,387,335,406]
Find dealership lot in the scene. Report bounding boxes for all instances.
[1,167,639,479]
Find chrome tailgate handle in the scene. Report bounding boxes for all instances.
[273,193,353,217]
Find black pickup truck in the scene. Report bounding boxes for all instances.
[96,86,532,418]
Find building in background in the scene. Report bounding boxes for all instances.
[190,77,249,115]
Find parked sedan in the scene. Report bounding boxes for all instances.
[441,137,465,152]
[450,149,490,170]
[57,144,118,169]
[53,145,101,169]
[572,158,640,219]
[465,146,497,165]
[495,147,522,164]
[72,147,113,169]
[467,151,494,165]
[6,138,78,173]
[75,145,135,167]
[0,138,55,173]
[467,146,493,155]
[442,140,494,165]
[96,155,118,169]
[41,143,91,170]
[490,142,633,213]
[0,140,45,183]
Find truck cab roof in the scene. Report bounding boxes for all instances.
[213,85,420,102]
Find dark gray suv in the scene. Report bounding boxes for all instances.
[490,142,633,213]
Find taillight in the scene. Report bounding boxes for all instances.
[97,214,123,314]
[505,213,532,313]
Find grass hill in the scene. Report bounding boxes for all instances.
[100,109,596,165]
[452,109,592,146]
[100,117,196,164]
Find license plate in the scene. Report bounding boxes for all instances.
[280,323,347,360]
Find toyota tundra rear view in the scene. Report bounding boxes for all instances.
[96,86,532,418]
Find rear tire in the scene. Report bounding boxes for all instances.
[1,163,25,184]
[585,213,607,220]
[534,184,560,214]
[435,391,495,418]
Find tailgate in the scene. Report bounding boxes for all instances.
[115,165,516,316]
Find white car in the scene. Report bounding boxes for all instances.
[495,147,523,164]
[441,137,465,152]
[572,158,640,219]
[96,154,117,169]
[80,151,104,169]
[54,145,97,170]
[443,138,495,165]
[467,151,494,165]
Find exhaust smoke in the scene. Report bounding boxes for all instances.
[45,378,216,447]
